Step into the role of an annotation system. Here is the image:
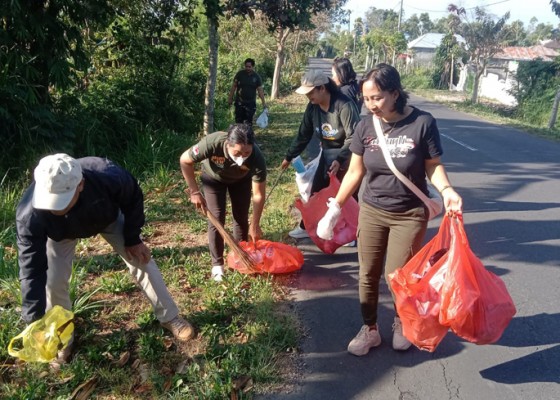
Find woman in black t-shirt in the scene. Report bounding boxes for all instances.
[317,63,463,356]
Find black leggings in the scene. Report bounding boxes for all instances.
[202,173,252,265]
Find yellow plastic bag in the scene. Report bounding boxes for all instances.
[8,305,74,362]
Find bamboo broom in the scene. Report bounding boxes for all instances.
[203,209,257,273]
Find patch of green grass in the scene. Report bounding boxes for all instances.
[99,272,137,294]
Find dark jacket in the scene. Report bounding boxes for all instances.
[16,157,145,323]
[285,92,360,165]
[339,81,362,111]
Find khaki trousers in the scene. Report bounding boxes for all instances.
[45,212,179,323]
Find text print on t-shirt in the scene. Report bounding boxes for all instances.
[364,135,416,158]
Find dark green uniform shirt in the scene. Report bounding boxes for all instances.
[234,70,263,103]
[188,131,267,184]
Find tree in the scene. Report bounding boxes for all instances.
[449,5,511,103]
[503,20,528,46]
[364,28,407,64]
[403,14,421,39]
[228,0,347,100]
[527,22,555,44]
[551,0,560,17]
[364,7,399,31]
[432,32,465,89]
[419,13,434,34]
[202,0,222,135]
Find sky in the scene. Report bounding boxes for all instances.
[343,0,560,28]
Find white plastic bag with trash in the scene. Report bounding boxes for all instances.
[256,108,269,129]
[294,150,322,203]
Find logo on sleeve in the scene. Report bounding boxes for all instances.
[192,145,200,155]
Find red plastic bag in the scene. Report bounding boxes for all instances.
[388,216,453,352]
[294,175,359,254]
[439,218,516,344]
[226,240,304,274]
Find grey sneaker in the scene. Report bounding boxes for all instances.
[288,226,309,239]
[392,317,412,351]
[347,324,382,356]
[161,316,195,341]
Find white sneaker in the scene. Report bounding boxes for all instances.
[288,226,309,239]
[211,265,224,282]
[392,317,412,351]
[347,324,382,356]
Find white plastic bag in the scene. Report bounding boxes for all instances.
[256,109,268,129]
[295,150,322,203]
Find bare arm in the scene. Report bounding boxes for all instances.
[425,157,462,216]
[257,86,267,109]
[228,80,238,106]
[249,181,266,241]
[179,150,206,211]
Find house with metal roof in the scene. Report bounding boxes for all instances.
[407,33,466,65]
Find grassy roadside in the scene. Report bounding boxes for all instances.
[409,88,560,141]
[0,94,308,399]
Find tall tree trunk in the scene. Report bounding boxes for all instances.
[271,27,291,100]
[203,16,219,135]
[548,88,560,129]
[471,68,483,104]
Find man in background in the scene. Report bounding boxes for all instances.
[228,58,268,124]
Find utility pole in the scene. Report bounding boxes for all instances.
[397,0,403,32]
[348,10,352,32]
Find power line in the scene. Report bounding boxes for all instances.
[404,0,511,14]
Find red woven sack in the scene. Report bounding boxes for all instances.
[226,240,304,274]
[294,175,359,254]
[439,218,516,344]
[388,216,453,352]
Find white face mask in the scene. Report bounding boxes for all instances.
[228,150,248,166]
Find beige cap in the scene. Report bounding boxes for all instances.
[295,69,329,95]
[32,153,83,211]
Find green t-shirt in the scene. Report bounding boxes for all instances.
[188,131,267,184]
[234,70,263,103]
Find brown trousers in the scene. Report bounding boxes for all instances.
[357,201,428,325]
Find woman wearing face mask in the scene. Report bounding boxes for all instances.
[180,123,267,281]
[280,69,360,239]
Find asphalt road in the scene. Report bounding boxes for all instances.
[263,91,560,399]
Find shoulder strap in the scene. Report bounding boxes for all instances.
[373,116,432,205]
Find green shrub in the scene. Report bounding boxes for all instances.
[401,67,435,90]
